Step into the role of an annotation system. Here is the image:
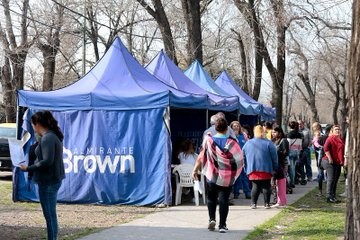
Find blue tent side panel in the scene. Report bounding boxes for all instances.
[15,109,171,205]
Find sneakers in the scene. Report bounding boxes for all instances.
[327,198,336,203]
[272,203,286,208]
[208,220,216,231]
[219,226,228,233]
[264,204,271,209]
[250,204,257,209]
[339,192,347,197]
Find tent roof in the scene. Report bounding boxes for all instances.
[184,60,230,96]
[215,71,276,118]
[18,38,208,110]
[145,50,239,111]
[215,71,263,115]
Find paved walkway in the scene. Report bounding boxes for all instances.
[79,177,317,240]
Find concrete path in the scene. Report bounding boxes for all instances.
[79,178,317,240]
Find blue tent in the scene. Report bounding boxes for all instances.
[15,37,215,206]
[145,50,239,112]
[184,60,255,116]
[215,71,263,116]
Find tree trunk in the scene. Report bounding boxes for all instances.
[234,0,286,124]
[233,30,250,94]
[252,50,263,101]
[181,0,203,64]
[345,0,360,238]
[40,45,57,91]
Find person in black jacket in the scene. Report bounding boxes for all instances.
[20,111,64,240]
[272,127,289,207]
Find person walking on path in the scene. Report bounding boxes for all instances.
[192,118,243,233]
[322,125,345,203]
[286,121,304,187]
[230,121,251,199]
[312,122,325,196]
[298,120,313,182]
[242,125,278,209]
[272,126,289,207]
[20,111,65,240]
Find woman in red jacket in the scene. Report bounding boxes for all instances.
[323,125,345,203]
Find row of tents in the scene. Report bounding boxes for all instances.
[14,37,275,205]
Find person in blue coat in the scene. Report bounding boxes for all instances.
[242,125,278,209]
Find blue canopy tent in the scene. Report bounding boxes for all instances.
[15,37,212,205]
[184,60,257,124]
[215,70,276,121]
[145,50,239,112]
[145,50,242,163]
[215,70,263,116]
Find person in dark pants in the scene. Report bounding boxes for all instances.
[20,111,65,240]
[192,118,243,233]
[242,125,278,209]
[322,125,345,203]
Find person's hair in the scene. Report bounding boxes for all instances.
[330,124,341,136]
[31,111,64,141]
[253,125,264,138]
[181,139,195,156]
[265,121,273,129]
[312,122,321,132]
[324,124,333,134]
[215,118,228,133]
[230,120,241,129]
[210,114,218,125]
[288,121,299,131]
[273,126,285,139]
[216,112,225,120]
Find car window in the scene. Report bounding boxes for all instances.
[0,127,16,138]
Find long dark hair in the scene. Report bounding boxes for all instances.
[273,126,285,139]
[31,111,64,141]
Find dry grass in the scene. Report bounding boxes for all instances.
[0,179,157,240]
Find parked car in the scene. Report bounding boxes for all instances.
[0,123,16,171]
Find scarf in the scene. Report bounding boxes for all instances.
[199,134,244,187]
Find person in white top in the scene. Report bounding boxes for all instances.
[178,139,198,165]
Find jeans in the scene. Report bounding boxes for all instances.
[251,179,272,205]
[233,170,251,197]
[322,163,341,199]
[288,150,298,186]
[317,167,325,192]
[301,148,312,180]
[207,181,232,228]
[38,181,62,240]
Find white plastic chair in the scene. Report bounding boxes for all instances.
[172,164,206,206]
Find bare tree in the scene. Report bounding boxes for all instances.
[31,2,65,91]
[288,31,320,123]
[345,0,360,238]
[0,0,34,121]
[181,0,203,64]
[137,0,178,65]
[234,0,286,124]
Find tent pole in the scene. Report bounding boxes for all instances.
[206,109,209,129]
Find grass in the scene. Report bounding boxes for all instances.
[0,178,156,240]
[244,179,346,240]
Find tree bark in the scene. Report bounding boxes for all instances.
[0,0,32,122]
[37,4,63,91]
[345,0,360,238]
[137,0,178,65]
[231,29,250,94]
[234,0,286,124]
[181,0,203,65]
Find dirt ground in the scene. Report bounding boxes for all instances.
[0,173,158,240]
